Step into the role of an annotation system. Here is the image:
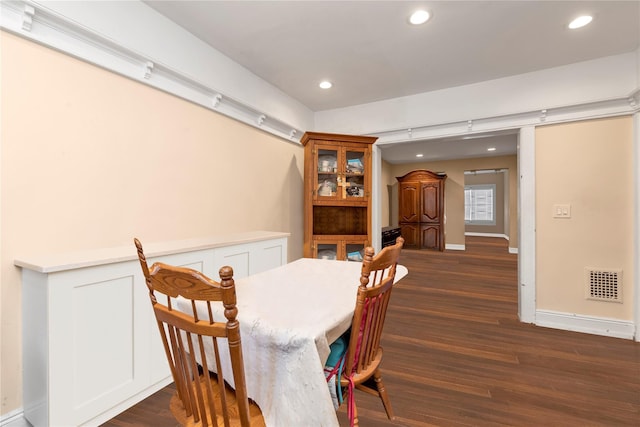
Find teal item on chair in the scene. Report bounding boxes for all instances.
[327,334,348,366]
[325,333,349,408]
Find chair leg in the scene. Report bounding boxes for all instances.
[353,403,359,427]
[346,385,359,427]
[373,369,394,420]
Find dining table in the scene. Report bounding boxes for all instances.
[179,257,408,427]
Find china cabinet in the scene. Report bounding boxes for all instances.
[397,170,447,251]
[302,132,377,260]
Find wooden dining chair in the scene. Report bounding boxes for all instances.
[134,238,264,427]
[340,236,404,427]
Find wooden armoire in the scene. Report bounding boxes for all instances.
[397,170,447,251]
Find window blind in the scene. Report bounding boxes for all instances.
[465,185,495,224]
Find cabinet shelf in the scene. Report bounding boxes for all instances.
[312,234,368,240]
[313,206,367,235]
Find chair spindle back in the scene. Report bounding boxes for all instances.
[134,238,259,427]
[342,236,404,427]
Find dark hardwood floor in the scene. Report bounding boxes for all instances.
[103,237,640,426]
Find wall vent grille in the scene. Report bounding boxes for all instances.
[585,268,622,303]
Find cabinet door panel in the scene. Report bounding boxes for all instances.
[421,182,441,223]
[345,243,366,262]
[400,224,420,249]
[343,147,368,200]
[314,145,339,201]
[420,224,441,250]
[314,242,339,260]
[399,183,420,222]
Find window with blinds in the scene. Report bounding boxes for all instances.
[464,184,496,225]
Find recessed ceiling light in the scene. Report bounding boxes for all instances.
[416,153,424,158]
[409,10,430,25]
[319,81,332,89]
[568,15,593,29]
[487,147,497,152]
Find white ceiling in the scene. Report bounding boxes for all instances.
[144,0,640,163]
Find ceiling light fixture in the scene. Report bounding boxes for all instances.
[487,147,497,152]
[409,10,430,25]
[568,15,593,29]
[416,153,424,158]
[319,80,332,89]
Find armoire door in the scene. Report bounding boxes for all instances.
[420,224,441,250]
[399,182,420,222]
[420,181,441,223]
[399,223,420,249]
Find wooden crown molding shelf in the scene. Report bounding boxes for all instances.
[372,97,637,146]
[1,1,636,147]
[628,87,640,111]
[0,0,304,144]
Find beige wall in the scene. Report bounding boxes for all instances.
[536,117,634,319]
[0,32,304,415]
[383,156,518,249]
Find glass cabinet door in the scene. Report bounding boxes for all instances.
[313,240,367,261]
[315,146,339,200]
[315,242,338,260]
[342,148,368,200]
[315,145,369,201]
[345,243,365,262]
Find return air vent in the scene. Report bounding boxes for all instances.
[585,268,622,303]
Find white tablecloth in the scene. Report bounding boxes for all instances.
[181,258,408,427]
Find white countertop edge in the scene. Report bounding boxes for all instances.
[14,231,290,274]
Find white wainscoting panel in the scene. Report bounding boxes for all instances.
[215,246,251,279]
[250,238,288,276]
[72,276,134,409]
[16,231,289,427]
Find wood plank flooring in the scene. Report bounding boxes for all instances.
[103,237,640,426]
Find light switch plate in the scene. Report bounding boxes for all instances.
[553,204,571,218]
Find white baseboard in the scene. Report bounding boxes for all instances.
[0,377,173,427]
[463,233,517,253]
[0,408,27,427]
[465,232,509,240]
[535,310,636,340]
[445,244,465,251]
[83,376,173,426]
